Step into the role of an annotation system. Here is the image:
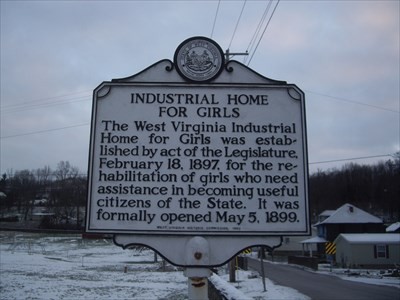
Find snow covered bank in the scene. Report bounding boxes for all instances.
[0,232,310,299]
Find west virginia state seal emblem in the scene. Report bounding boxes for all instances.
[174,36,224,82]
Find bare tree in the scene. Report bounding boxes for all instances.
[11,170,37,221]
[54,161,79,181]
[35,166,52,184]
[51,161,85,229]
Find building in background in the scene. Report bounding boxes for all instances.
[334,233,400,268]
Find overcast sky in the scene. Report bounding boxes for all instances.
[1,0,399,175]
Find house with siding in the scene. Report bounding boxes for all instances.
[272,204,390,258]
[315,203,386,243]
[334,233,400,268]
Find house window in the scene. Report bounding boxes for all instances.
[374,244,389,259]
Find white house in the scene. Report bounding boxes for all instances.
[334,233,400,268]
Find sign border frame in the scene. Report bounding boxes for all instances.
[85,81,310,237]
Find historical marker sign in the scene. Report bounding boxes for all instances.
[86,37,310,237]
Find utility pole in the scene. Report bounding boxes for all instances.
[224,49,248,62]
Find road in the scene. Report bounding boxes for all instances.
[247,258,399,300]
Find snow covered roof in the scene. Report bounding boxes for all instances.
[386,222,400,232]
[334,233,400,244]
[316,203,382,225]
[33,199,48,205]
[300,236,327,244]
[319,210,335,217]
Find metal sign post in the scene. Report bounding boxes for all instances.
[86,36,310,299]
[183,236,212,300]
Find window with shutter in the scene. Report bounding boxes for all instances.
[374,244,388,259]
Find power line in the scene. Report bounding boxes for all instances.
[210,0,221,38]
[2,97,91,114]
[2,87,396,116]
[309,154,393,165]
[247,0,280,66]
[1,88,397,138]
[244,0,272,64]
[0,90,91,110]
[228,0,247,50]
[0,123,90,139]
[305,90,400,114]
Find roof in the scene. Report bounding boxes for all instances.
[300,236,328,244]
[334,233,400,244]
[386,222,400,232]
[319,210,335,217]
[315,203,382,225]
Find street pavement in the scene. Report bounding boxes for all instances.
[247,257,399,300]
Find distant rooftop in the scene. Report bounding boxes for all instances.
[386,222,400,232]
[335,233,400,244]
[319,210,335,217]
[316,203,382,225]
[317,209,336,223]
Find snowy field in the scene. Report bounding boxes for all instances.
[0,231,307,300]
[0,232,398,300]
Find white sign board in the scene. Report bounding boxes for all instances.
[86,37,310,237]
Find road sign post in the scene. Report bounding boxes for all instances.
[86,36,310,298]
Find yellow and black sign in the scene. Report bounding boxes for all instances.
[325,242,336,254]
[241,248,252,254]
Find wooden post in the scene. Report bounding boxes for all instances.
[260,247,267,292]
[229,257,236,282]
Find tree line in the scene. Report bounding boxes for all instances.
[0,161,86,229]
[0,154,399,230]
[309,152,400,223]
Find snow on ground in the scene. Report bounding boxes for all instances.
[0,232,398,300]
[0,233,188,299]
[213,269,309,300]
[317,263,400,288]
[0,232,308,300]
